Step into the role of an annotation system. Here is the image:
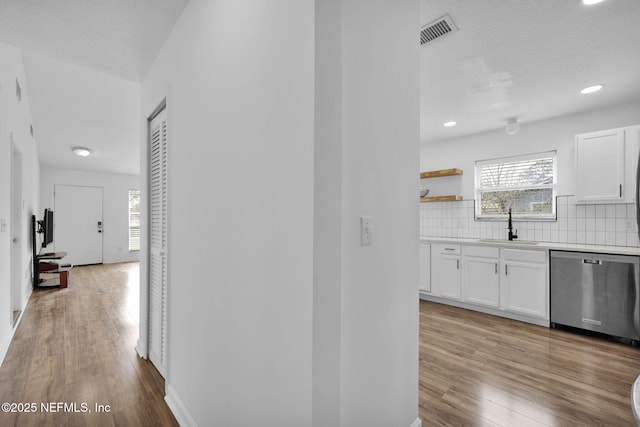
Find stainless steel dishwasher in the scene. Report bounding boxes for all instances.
[550,250,640,344]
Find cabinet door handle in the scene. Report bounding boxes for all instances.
[505,264,508,276]
[495,263,498,274]
[456,259,460,270]
[620,184,623,198]
[444,248,456,251]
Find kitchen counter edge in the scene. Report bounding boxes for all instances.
[420,237,640,256]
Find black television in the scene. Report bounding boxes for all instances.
[42,208,54,248]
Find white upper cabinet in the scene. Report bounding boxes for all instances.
[575,127,625,203]
[575,125,639,203]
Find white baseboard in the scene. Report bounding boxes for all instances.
[164,384,421,427]
[0,286,33,366]
[22,285,32,309]
[103,256,140,265]
[0,335,11,368]
[165,384,198,427]
[135,340,147,359]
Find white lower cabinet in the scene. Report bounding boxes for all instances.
[463,246,500,308]
[419,244,431,293]
[441,254,461,300]
[429,244,461,300]
[426,242,549,325]
[501,249,548,319]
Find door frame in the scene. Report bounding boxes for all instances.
[10,135,23,326]
[53,184,104,266]
[137,98,168,373]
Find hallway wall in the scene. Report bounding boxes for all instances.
[140,1,420,426]
[140,1,315,425]
[0,42,41,364]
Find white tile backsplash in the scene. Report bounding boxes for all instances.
[420,195,640,248]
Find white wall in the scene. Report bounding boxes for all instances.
[141,1,314,425]
[313,0,342,424]
[338,1,420,426]
[420,101,640,198]
[22,51,141,176]
[39,167,140,264]
[140,1,420,426]
[0,42,41,364]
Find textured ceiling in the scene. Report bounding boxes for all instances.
[23,51,141,176]
[420,0,640,143]
[0,0,189,175]
[0,0,189,81]
[1,1,638,173]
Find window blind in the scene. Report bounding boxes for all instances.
[475,151,557,218]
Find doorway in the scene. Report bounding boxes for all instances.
[54,184,104,266]
[10,138,23,326]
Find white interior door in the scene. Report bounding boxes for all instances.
[148,106,168,377]
[54,185,104,266]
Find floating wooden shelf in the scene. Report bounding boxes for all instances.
[420,195,463,203]
[419,168,463,179]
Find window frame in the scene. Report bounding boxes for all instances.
[474,150,557,221]
[128,189,141,251]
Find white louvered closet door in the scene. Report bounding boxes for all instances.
[149,107,168,377]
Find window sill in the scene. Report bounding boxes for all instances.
[475,215,557,222]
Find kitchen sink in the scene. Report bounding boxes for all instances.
[478,239,540,245]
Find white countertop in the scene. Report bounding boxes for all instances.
[420,236,640,256]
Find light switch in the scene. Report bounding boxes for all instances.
[361,216,372,246]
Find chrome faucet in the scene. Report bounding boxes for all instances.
[508,208,518,241]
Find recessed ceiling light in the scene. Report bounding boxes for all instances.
[583,0,605,5]
[443,121,457,127]
[72,146,92,157]
[580,84,604,94]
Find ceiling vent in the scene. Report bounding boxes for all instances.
[420,14,458,46]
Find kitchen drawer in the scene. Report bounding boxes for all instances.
[439,245,461,255]
[503,249,546,264]
[464,245,499,258]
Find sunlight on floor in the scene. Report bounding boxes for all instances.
[126,262,140,324]
[480,383,556,426]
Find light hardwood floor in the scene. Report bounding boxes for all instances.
[0,262,178,427]
[419,300,640,426]
[5,265,640,426]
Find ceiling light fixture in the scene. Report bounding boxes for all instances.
[583,0,605,5]
[443,121,457,127]
[72,146,92,157]
[505,118,520,135]
[580,84,604,94]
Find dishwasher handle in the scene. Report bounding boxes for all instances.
[583,258,603,265]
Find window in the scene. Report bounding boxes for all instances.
[475,151,557,219]
[128,189,141,251]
